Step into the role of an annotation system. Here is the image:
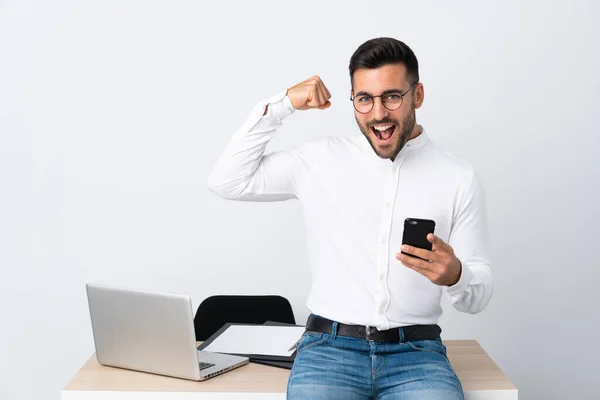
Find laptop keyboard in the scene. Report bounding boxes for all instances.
[199,361,216,371]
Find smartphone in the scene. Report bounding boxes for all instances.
[401,218,436,260]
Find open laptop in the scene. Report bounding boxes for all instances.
[86,282,249,381]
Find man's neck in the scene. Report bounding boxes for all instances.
[409,123,422,140]
[389,124,422,162]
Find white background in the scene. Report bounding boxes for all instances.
[1,0,599,398]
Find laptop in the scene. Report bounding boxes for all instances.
[86,282,249,381]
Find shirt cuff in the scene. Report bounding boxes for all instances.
[446,260,472,296]
[261,89,296,121]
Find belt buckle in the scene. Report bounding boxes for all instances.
[365,326,376,342]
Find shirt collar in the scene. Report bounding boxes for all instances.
[356,125,430,166]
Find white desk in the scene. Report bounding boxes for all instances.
[62,340,517,400]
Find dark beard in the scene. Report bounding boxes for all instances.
[356,107,416,161]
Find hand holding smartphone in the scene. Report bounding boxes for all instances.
[401,218,436,261]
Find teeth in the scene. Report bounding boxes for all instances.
[373,125,393,131]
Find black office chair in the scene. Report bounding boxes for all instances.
[193,295,296,341]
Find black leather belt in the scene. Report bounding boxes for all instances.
[306,315,441,343]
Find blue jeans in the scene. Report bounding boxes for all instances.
[287,319,464,399]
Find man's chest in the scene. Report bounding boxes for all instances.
[302,163,457,245]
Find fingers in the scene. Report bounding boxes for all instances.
[307,87,323,108]
[316,80,331,110]
[316,82,331,109]
[308,76,325,107]
[397,253,439,282]
[318,78,332,100]
[399,244,440,263]
[396,252,435,271]
[319,84,332,109]
[309,76,331,110]
[428,234,451,253]
[397,252,451,286]
[317,100,331,110]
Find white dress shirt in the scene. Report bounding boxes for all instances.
[207,89,493,330]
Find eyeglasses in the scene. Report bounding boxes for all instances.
[350,81,418,114]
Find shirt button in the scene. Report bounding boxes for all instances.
[385,201,392,207]
[379,274,385,281]
[381,237,386,244]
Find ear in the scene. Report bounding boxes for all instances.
[413,83,425,109]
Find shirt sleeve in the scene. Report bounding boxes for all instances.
[445,171,494,314]
[207,89,323,201]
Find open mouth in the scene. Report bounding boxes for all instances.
[370,124,396,144]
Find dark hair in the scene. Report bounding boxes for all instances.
[349,37,419,86]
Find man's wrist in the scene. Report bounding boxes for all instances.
[447,260,462,286]
[260,90,296,121]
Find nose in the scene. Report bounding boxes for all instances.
[371,97,389,120]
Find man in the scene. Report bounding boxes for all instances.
[207,37,493,399]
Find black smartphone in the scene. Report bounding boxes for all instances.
[401,218,436,260]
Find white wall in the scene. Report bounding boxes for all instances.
[2,0,599,398]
